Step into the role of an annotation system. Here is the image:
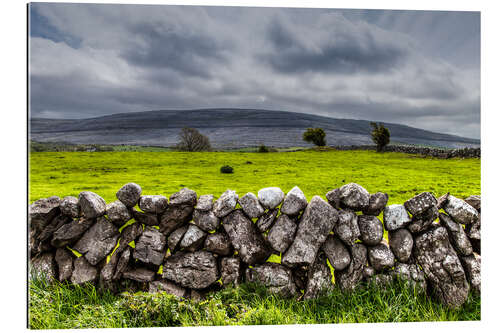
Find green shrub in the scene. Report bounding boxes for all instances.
[220,165,234,174]
[258,145,269,153]
[303,128,326,146]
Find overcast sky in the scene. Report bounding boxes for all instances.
[29,3,480,139]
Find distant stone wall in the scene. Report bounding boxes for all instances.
[29,183,481,308]
[331,145,481,158]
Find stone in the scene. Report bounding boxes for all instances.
[333,209,360,246]
[162,251,219,289]
[38,215,71,243]
[362,266,376,280]
[392,262,427,291]
[138,195,168,214]
[460,253,481,293]
[30,252,56,281]
[222,210,270,265]
[322,235,351,271]
[368,273,394,287]
[439,213,473,256]
[363,192,389,216]
[116,183,142,207]
[388,228,413,262]
[334,243,367,291]
[106,200,132,226]
[292,266,308,291]
[131,209,158,226]
[123,268,155,282]
[408,206,438,234]
[220,257,241,286]
[29,196,61,233]
[51,217,95,248]
[282,196,338,267]
[256,209,278,232]
[168,226,189,252]
[383,204,411,231]
[213,190,238,218]
[238,192,265,218]
[55,248,74,282]
[60,196,80,218]
[464,195,481,212]
[189,289,206,302]
[117,223,143,252]
[465,215,481,254]
[303,253,333,299]
[368,241,395,271]
[100,250,120,283]
[281,186,308,216]
[245,263,297,298]
[338,183,369,211]
[325,188,341,209]
[443,194,479,225]
[437,192,450,209]
[71,256,98,285]
[404,192,437,216]
[267,214,297,253]
[357,215,383,246]
[193,210,220,232]
[149,279,188,298]
[179,224,207,252]
[159,205,194,236]
[79,191,106,219]
[258,187,285,209]
[134,226,167,266]
[73,217,120,266]
[414,226,469,308]
[169,188,197,207]
[113,247,131,280]
[195,194,214,211]
[204,232,233,256]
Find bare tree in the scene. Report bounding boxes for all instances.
[176,127,212,151]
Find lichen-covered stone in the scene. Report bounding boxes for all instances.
[408,206,438,234]
[51,217,95,248]
[334,243,367,291]
[30,252,56,281]
[465,215,481,254]
[134,226,167,266]
[179,224,206,252]
[55,248,73,282]
[195,194,214,211]
[29,196,61,232]
[138,195,168,214]
[79,191,106,219]
[303,253,333,299]
[117,222,143,253]
[162,251,219,289]
[368,241,395,271]
[404,192,437,216]
[256,208,278,232]
[238,192,265,218]
[38,215,71,243]
[220,257,241,286]
[106,200,132,226]
[73,217,120,266]
[258,187,285,209]
[131,208,158,226]
[325,188,341,209]
[71,256,97,285]
[322,235,351,271]
[460,253,481,293]
[281,186,308,216]
[245,263,296,298]
[113,247,131,280]
[464,195,481,212]
[204,232,233,256]
[439,213,473,256]
[213,190,239,218]
[388,228,413,262]
[357,215,383,246]
[193,209,220,232]
[60,196,80,218]
[159,205,194,236]
[282,196,338,267]
[338,183,369,211]
[363,192,389,216]
[267,214,297,253]
[149,279,188,298]
[333,209,360,246]
[392,262,427,291]
[362,266,376,280]
[116,183,142,207]
[123,268,155,282]
[368,273,394,287]
[169,188,197,206]
[383,204,411,231]
[99,249,120,284]
[442,194,479,225]
[168,225,188,253]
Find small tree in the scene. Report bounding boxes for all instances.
[303,128,326,147]
[370,122,390,152]
[176,127,212,152]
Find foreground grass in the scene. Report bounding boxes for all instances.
[29,276,480,329]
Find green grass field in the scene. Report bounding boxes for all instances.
[28,149,481,328]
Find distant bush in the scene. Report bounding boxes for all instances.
[303,128,326,146]
[258,145,269,153]
[370,122,391,152]
[177,127,212,152]
[220,165,234,174]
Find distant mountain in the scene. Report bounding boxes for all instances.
[30,108,480,149]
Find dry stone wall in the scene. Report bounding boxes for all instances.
[29,183,481,308]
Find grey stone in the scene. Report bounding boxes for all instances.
[168,226,188,252]
[123,268,155,282]
[281,186,308,216]
[245,263,297,298]
[304,253,333,299]
[414,226,469,308]
[322,235,351,271]
[334,243,368,291]
[162,251,219,289]
[138,195,168,214]
[465,215,481,254]
[55,248,73,282]
[282,196,338,267]
[113,247,131,280]
[29,196,61,233]
[204,232,233,256]
[338,183,369,211]
[38,215,71,243]
[220,257,242,287]
[258,187,285,209]
[333,209,360,246]
[368,241,395,271]
[30,252,56,281]
[51,217,95,248]
[149,279,188,298]
[238,192,265,218]
[159,204,194,236]
[117,223,143,253]
[195,194,214,211]
[292,266,308,291]
[193,209,220,232]
[383,204,411,231]
[60,196,80,218]
[363,192,389,216]
[408,206,439,234]
[134,226,167,266]
[179,224,207,252]
[443,194,479,225]
[189,289,206,302]
[460,253,481,293]
[256,209,278,232]
[99,249,120,283]
[267,214,297,253]
[222,210,270,265]
[116,183,142,207]
[357,215,383,246]
[404,192,437,216]
[213,190,239,218]
[71,256,98,285]
[79,191,106,219]
[437,192,450,209]
[464,195,481,212]
[325,188,341,209]
[388,228,413,262]
[170,188,197,206]
[368,273,394,287]
[131,208,158,226]
[73,217,120,266]
[439,213,473,256]
[106,200,132,226]
[362,266,376,280]
[392,262,427,291]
